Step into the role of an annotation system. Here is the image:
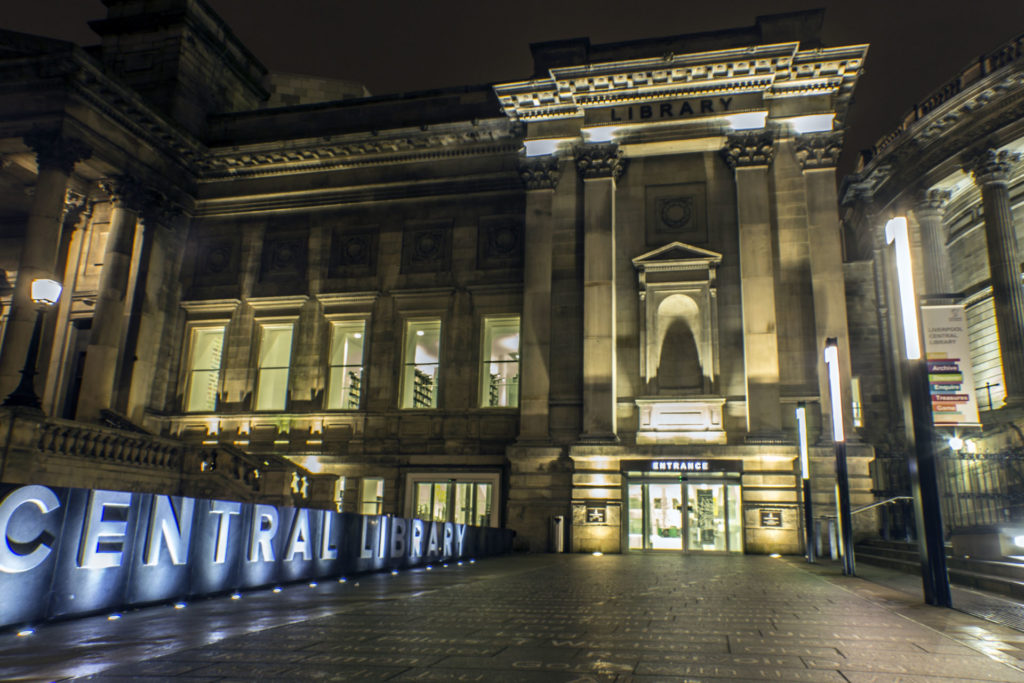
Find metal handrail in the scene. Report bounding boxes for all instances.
[815,496,913,519]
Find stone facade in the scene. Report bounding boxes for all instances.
[0,3,874,554]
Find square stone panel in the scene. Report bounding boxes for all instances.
[402,220,451,274]
[329,225,378,278]
[477,214,523,269]
[646,182,708,246]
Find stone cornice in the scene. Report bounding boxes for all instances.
[964,148,1021,185]
[99,175,149,212]
[794,131,843,170]
[517,155,561,190]
[198,120,520,180]
[494,42,866,125]
[721,131,775,168]
[575,143,626,180]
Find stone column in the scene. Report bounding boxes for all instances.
[0,132,89,397]
[517,156,560,442]
[76,176,145,421]
[913,189,954,295]
[577,144,625,441]
[795,132,855,440]
[723,132,782,438]
[965,149,1024,404]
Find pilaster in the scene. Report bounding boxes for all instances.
[517,156,560,442]
[723,131,782,438]
[76,176,146,421]
[965,149,1024,404]
[578,143,625,441]
[796,131,855,441]
[0,132,90,398]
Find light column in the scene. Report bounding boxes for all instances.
[965,149,1024,404]
[517,155,559,442]
[76,176,145,421]
[0,132,89,396]
[723,132,782,437]
[578,143,625,441]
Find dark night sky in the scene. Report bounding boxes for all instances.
[4,1,1024,176]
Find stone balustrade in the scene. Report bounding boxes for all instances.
[0,407,338,509]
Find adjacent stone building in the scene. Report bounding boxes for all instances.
[841,32,1024,549]
[0,2,873,553]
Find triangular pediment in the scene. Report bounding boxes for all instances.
[632,242,722,269]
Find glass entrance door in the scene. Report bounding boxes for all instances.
[626,479,743,552]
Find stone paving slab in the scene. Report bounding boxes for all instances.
[2,553,1024,681]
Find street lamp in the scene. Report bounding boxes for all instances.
[796,402,814,563]
[824,338,854,576]
[2,278,62,411]
[885,216,952,607]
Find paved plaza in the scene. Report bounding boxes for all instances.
[3,553,1024,682]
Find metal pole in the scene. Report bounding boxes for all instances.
[2,308,45,411]
[835,441,855,576]
[802,477,814,563]
[906,357,953,606]
[796,402,814,563]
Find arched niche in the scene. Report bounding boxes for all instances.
[632,242,725,444]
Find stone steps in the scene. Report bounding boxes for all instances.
[856,539,1024,601]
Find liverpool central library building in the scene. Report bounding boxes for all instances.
[0,4,878,555]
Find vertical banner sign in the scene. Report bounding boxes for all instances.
[921,304,980,426]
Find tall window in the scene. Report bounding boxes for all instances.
[480,316,520,408]
[360,478,384,515]
[184,326,224,412]
[327,320,366,409]
[401,319,441,409]
[255,323,293,411]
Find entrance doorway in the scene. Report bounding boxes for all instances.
[626,478,743,552]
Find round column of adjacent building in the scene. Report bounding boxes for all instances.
[966,149,1024,404]
[75,175,145,421]
[517,155,560,442]
[577,143,625,441]
[722,131,782,438]
[0,132,90,398]
[913,189,954,296]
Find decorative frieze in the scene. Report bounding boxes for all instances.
[721,132,775,169]
[794,132,843,170]
[23,130,91,175]
[518,155,561,190]
[965,148,1020,185]
[575,143,626,180]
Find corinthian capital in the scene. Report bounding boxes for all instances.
[575,143,626,180]
[99,175,148,212]
[23,130,91,175]
[913,189,951,215]
[965,148,1020,185]
[794,131,843,170]
[518,155,561,190]
[722,131,775,169]
[139,188,183,227]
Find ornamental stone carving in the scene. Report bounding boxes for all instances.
[721,132,775,169]
[965,148,1020,185]
[575,143,626,180]
[23,130,91,175]
[518,155,561,190]
[98,175,148,212]
[913,188,951,214]
[139,188,183,227]
[794,132,843,170]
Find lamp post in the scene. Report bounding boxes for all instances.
[824,338,854,576]
[796,401,814,563]
[885,216,952,607]
[2,278,62,412]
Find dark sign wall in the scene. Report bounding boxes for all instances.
[0,484,513,628]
